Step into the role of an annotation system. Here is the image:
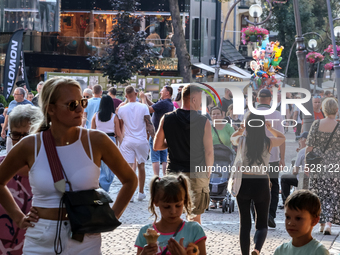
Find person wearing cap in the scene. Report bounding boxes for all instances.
[256,88,285,228]
[279,131,308,209]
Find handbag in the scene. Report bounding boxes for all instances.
[228,136,245,197]
[43,129,121,254]
[305,122,339,166]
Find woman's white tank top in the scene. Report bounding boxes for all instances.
[29,128,100,208]
[95,113,115,133]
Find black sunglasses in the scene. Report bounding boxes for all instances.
[57,99,88,111]
[9,132,29,141]
[83,95,90,99]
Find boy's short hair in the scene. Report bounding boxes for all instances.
[285,190,321,218]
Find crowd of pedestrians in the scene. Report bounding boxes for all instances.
[0,77,338,255]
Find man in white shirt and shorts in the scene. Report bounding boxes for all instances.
[118,86,155,201]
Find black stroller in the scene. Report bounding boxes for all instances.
[209,142,236,213]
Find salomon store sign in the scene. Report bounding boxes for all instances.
[3,29,24,100]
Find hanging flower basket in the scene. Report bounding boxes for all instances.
[241,26,269,45]
[324,45,340,56]
[306,52,324,64]
[324,62,334,71]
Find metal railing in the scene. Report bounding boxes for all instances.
[0,34,179,58]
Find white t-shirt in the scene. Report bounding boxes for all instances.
[117,102,150,142]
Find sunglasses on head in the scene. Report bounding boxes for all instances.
[9,132,29,141]
[313,95,321,98]
[57,99,88,111]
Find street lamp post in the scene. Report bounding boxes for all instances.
[283,32,323,91]
[326,0,340,110]
[292,0,314,133]
[213,1,272,82]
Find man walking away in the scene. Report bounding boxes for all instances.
[139,86,174,176]
[118,86,155,202]
[82,84,102,128]
[108,87,123,111]
[153,84,214,224]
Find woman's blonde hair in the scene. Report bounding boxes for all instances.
[149,173,194,222]
[322,97,338,117]
[32,77,81,133]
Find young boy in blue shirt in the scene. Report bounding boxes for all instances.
[274,190,329,255]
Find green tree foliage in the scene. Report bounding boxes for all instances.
[264,0,338,85]
[88,0,154,84]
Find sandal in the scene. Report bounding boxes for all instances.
[209,201,217,209]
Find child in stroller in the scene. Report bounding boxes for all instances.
[209,143,236,213]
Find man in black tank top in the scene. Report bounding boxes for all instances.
[153,84,214,224]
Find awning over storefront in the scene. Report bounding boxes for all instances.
[192,63,247,79]
[228,64,251,79]
[221,40,246,63]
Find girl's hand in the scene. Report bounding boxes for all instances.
[140,243,158,255]
[18,207,39,229]
[167,237,187,255]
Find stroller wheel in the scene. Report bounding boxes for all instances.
[222,200,227,213]
[229,200,235,213]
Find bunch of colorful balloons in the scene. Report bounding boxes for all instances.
[250,38,284,90]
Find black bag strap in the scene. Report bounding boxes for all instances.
[323,122,339,153]
[212,126,224,145]
[160,221,184,255]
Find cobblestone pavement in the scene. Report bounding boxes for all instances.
[102,130,340,254]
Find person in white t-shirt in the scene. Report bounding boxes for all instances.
[117,86,155,201]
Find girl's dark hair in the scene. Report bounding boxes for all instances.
[149,174,193,222]
[245,113,271,166]
[98,95,115,122]
[175,91,182,101]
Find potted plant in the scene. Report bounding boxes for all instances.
[241,26,269,45]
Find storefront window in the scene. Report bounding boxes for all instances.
[1,0,60,32]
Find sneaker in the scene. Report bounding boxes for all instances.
[268,216,276,228]
[137,192,146,201]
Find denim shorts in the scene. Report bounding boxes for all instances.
[149,137,167,163]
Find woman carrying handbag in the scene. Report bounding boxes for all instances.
[230,113,285,255]
[305,97,340,235]
[0,77,138,254]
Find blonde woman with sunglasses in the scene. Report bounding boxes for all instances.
[0,77,137,254]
